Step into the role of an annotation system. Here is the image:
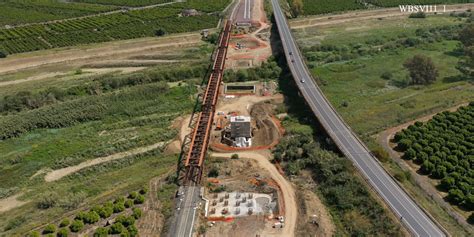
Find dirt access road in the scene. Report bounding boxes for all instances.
[211,151,297,237]
[0,32,202,75]
[290,3,474,29]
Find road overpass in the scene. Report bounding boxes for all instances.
[270,0,446,236]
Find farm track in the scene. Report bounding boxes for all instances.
[0,32,202,75]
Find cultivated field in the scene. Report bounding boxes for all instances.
[0,0,231,55]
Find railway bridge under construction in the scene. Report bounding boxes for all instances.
[169,20,232,237]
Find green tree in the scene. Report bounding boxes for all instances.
[403,148,416,160]
[43,224,56,234]
[132,208,142,219]
[139,186,148,195]
[290,0,304,17]
[134,195,145,204]
[403,55,438,85]
[84,211,100,224]
[155,28,166,37]
[27,231,40,237]
[124,199,134,208]
[0,51,6,58]
[128,191,138,199]
[69,220,84,232]
[59,219,70,227]
[457,46,474,80]
[109,222,126,234]
[459,24,474,47]
[440,176,456,190]
[447,188,465,204]
[127,224,138,237]
[94,227,109,237]
[57,228,68,237]
[113,201,126,213]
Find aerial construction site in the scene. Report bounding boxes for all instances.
[1,0,473,236]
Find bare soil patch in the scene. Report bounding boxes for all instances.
[0,193,28,214]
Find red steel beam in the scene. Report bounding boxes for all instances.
[183,20,232,185]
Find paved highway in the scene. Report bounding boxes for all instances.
[270,0,445,236]
[168,186,200,237]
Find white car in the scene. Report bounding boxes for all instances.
[300,79,305,83]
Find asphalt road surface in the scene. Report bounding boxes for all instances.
[168,186,200,237]
[270,0,445,236]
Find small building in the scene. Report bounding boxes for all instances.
[230,116,251,138]
[182,9,199,16]
[230,116,252,147]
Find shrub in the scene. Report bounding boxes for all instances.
[109,222,126,234]
[409,12,426,18]
[69,220,84,233]
[43,224,56,234]
[231,154,239,159]
[381,71,393,80]
[128,191,138,199]
[74,211,87,221]
[208,167,219,177]
[124,199,134,208]
[139,186,149,195]
[94,227,109,237]
[84,211,100,224]
[27,231,40,237]
[57,228,68,237]
[59,219,70,227]
[132,208,142,219]
[113,202,126,213]
[37,193,58,209]
[98,205,113,218]
[134,195,145,204]
[127,224,138,237]
[115,215,135,227]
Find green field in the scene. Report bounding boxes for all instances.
[0,0,230,55]
[292,12,473,235]
[294,14,474,135]
[0,47,212,233]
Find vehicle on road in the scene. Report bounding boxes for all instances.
[300,79,305,83]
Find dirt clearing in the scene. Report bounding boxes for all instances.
[0,193,28,214]
[211,151,297,237]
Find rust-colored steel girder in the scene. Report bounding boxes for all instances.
[183,20,232,186]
